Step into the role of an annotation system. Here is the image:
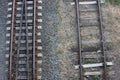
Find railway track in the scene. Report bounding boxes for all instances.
[71,0,113,80]
[6,0,42,80]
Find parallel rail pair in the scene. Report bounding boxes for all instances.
[74,0,113,80]
[6,0,42,80]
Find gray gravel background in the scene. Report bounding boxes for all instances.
[42,0,61,80]
[0,0,8,79]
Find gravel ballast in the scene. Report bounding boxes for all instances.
[42,0,61,80]
[0,0,8,79]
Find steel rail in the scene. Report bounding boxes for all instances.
[75,0,83,80]
[97,0,107,80]
[9,0,16,80]
[15,0,24,79]
[33,0,37,79]
[24,0,30,79]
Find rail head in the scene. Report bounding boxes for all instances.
[9,0,17,80]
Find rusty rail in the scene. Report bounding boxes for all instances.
[33,0,37,80]
[9,0,16,80]
[75,0,83,80]
[97,0,107,80]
